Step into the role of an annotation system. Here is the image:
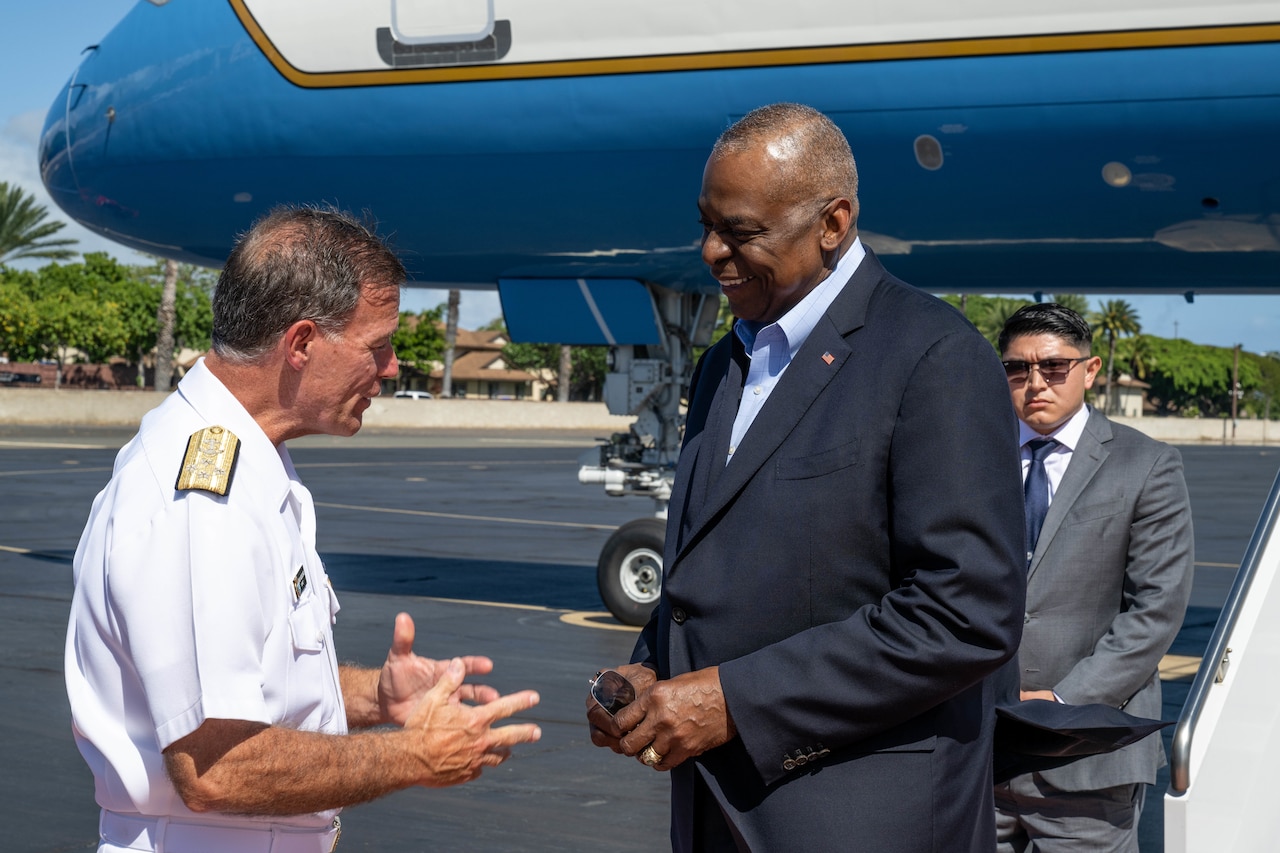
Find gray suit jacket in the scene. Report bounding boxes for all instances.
[1017,406,1194,790]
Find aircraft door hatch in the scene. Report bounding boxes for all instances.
[379,0,511,68]
[391,0,494,45]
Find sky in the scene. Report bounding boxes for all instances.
[2,2,1277,350]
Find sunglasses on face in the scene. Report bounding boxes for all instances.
[1001,356,1090,384]
[588,669,635,717]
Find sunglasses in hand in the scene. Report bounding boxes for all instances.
[589,669,636,717]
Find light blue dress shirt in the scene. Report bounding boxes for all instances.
[727,237,866,463]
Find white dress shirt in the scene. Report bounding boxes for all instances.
[1017,403,1092,499]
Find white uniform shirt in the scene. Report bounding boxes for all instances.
[65,359,346,830]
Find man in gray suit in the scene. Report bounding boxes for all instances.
[995,303,1194,852]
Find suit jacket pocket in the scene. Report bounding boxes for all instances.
[1062,496,1126,527]
[848,727,937,756]
[775,439,860,480]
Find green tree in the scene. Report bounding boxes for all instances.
[1,253,212,386]
[566,346,608,400]
[33,289,128,385]
[1136,337,1260,417]
[134,257,215,387]
[1242,351,1280,420]
[391,306,446,389]
[499,336,608,401]
[0,181,77,264]
[34,254,143,382]
[939,294,1033,347]
[1091,299,1142,415]
[0,278,39,360]
[1115,333,1157,384]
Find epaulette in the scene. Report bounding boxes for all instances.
[175,425,240,496]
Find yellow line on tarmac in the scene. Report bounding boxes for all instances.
[294,459,567,469]
[560,611,642,632]
[0,545,33,554]
[405,596,640,632]
[314,501,618,530]
[0,440,112,449]
[0,466,113,478]
[418,595,563,612]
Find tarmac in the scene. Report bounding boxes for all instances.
[2,424,1277,852]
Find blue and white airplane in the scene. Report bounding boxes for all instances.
[36,5,1280,844]
[38,0,1280,623]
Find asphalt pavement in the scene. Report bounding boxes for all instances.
[2,425,1276,852]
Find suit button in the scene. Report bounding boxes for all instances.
[782,758,797,771]
[672,607,687,624]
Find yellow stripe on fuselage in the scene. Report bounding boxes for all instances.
[226,1,1280,89]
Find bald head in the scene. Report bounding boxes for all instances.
[711,103,858,215]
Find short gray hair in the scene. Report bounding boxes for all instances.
[711,103,858,209]
[211,205,405,362]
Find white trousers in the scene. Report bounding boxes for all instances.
[98,809,340,853]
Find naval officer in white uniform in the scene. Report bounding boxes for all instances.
[66,206,543,853]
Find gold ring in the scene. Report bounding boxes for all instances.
[640,745,663,767]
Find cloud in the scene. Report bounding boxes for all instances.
[0,110,45,189]
[1,108,150,269]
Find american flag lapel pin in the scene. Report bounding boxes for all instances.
[821,352,835,365]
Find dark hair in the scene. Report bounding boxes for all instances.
[998,303,1093,356]
[211,205,405,362]
[712,103,858,208]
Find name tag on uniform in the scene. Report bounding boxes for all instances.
[292,566,308,600]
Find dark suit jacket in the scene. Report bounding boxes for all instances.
[1015,407,1194,791]
[632,250,1027,852]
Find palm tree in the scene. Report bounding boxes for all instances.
[974,296,1031,348]
[1126,334,1155,381]
[1051,293,1090,316]
[0,182,78,265]
[1092,299,1142,415]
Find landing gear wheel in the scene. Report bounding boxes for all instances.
[597,517,665,626]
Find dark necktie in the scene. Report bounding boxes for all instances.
[1023,438,1058,565]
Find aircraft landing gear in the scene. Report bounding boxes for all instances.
[575,285,720,626]
[596,517,666,626]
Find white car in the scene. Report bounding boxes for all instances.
[393,390,433,400]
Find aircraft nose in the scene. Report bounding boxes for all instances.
[39,79,81,215]
[38,43,124,234]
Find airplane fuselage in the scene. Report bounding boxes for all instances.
[39,0,1280,295]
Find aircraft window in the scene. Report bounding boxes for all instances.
[1102,162,1132,188]
[392,0,494,45]
[914,135,944,171]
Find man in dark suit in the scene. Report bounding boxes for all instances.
[587,103,1027,851]
[995,303,1194,851]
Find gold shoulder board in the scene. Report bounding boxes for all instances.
[176,426,240,496]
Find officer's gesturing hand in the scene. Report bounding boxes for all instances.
[378,612,500,726]
[408,657,542,787]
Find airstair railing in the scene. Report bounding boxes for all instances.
[1169,465,1280,794]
